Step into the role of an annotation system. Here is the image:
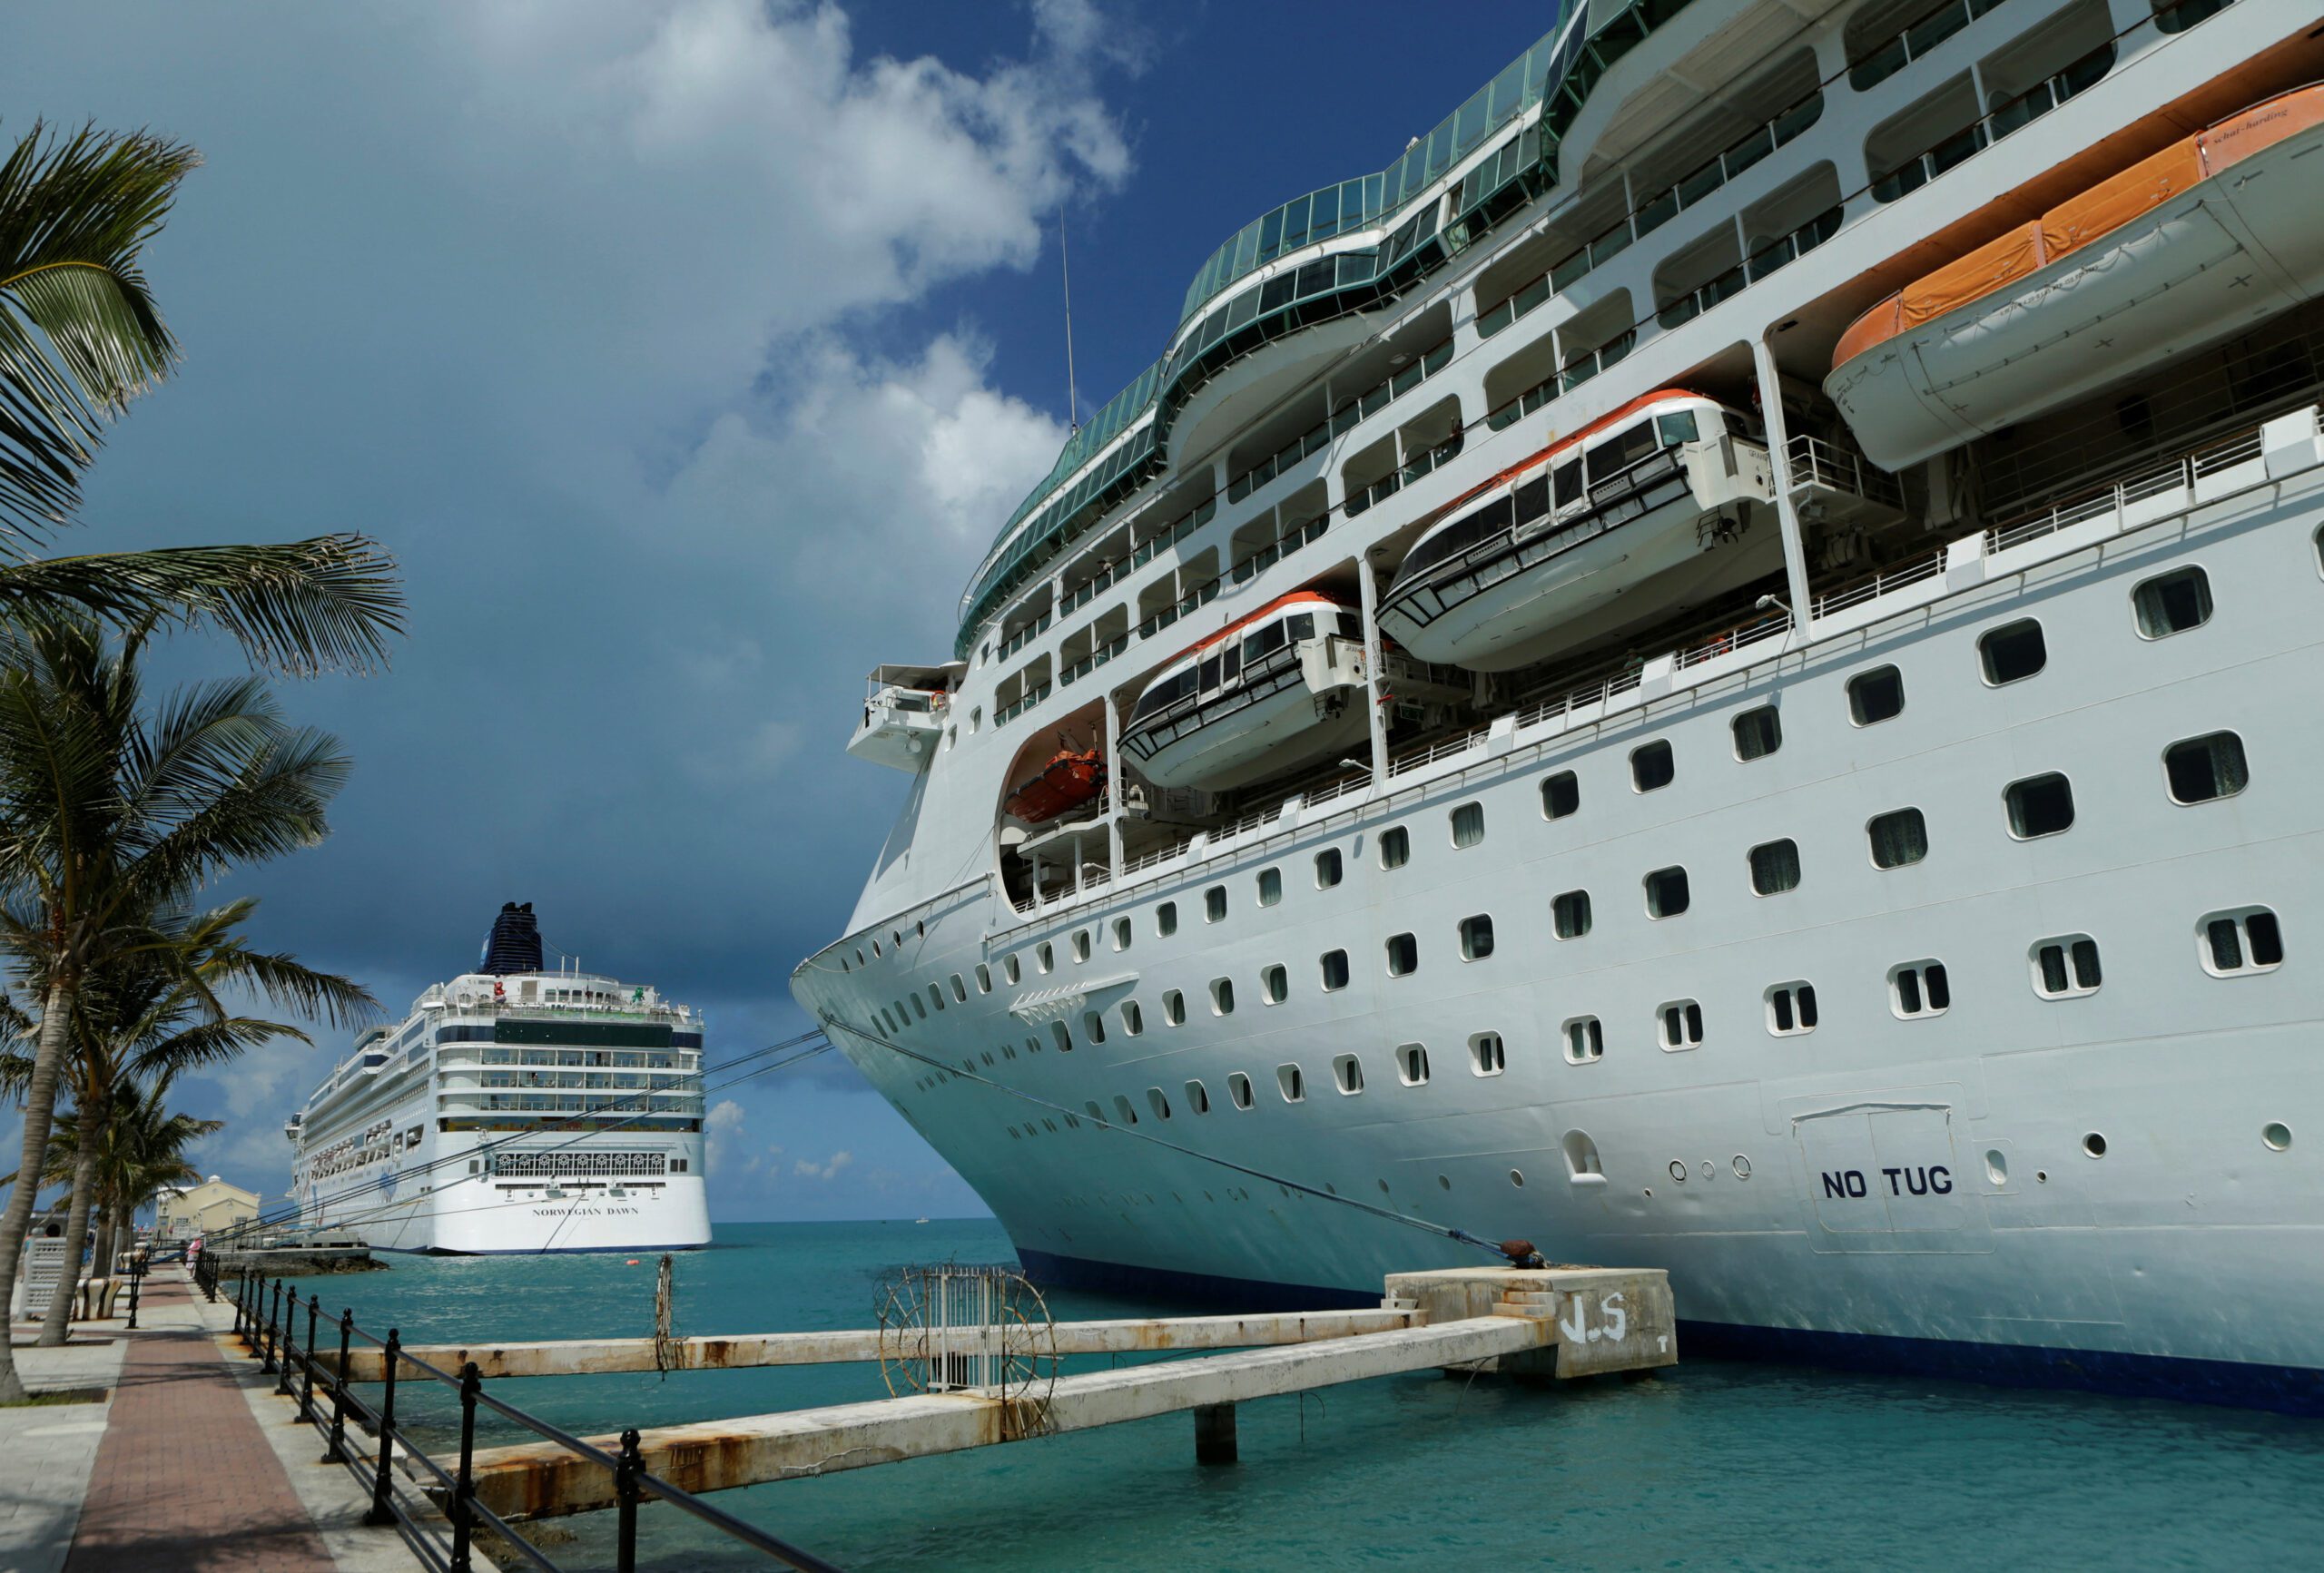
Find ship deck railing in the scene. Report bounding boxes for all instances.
[994,399,2323,929]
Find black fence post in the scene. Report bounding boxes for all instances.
[232,1267,248,1338]
[322,1308,353,1464]
[262,1279,282,1373]
[449,1362,481,1573]
[298,1294,320,1418]
[276,1287,300,1397]
[124,1253,143,1331]
[615,1427,644,1573]
[250,1273,269,1360]
[364,1328,400,1527]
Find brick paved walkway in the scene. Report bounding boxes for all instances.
[63,1273,333,1572]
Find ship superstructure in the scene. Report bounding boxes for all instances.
[292,904,710,1253]
[795,0,2324,1410]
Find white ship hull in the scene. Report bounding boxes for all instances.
[800,458,2324,1411]
[803,1,2324,1411]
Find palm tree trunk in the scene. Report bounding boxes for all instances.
[0,978,74,1402]
[39,1104,103,1346]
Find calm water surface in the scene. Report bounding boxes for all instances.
[279,1220,2324,1570]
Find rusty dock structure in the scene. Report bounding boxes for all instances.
[395,1263,1677,1523]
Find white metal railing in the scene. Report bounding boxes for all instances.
[1786,433,1903,507]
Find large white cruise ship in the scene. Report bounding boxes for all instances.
[793,0,2324,1411]
[291,904,710,1253]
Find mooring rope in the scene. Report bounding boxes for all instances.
[822,1015,1509,1261]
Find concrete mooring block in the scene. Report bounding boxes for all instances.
[1194,1401,1237,1465]
[1381,1265,1676,1380]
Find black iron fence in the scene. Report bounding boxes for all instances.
[192,1253,842,1573]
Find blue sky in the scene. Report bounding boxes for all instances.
[1,1,1562,1223]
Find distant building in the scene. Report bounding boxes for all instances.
[155,1175,260,1242]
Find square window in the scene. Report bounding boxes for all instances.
[1469,1032,1506,1077]
[2132,566,2211,638]
[1397,1043,1431,1085]
[1320,949,1350,990]
[1644,866,1690,918]
[1379,826,1411,869]
[1157,902,1177,938]
[1261,964,1288,1004]
[1848,665,1905,725]
[1071,930,1091,962]
[1185,1079,1211,1114]
[1459,914,1495,960]
[1657,999,1705,1050]
[1315,849,1343,889]
[1206,886,1227,922]
[1386,932,1419,976]
[1733,704,1782,760]
[1552,889,1592,939]
[2201,907,2283,976]
[1749,838,1801,895]
[1868,807,1928,868]
[1451,801,1486,847]
[1979,620,2046,685]
[1163,989,1186,1026]
[1257,867,1283,907]
[1332,1054,1365,1094]
[1766,981,1817,1035]
[1228,1072,1256,1109]
[2005,773,2075,838]
[2164,732,2248,804]
[1631,739,1675,791]
[1277,1064,1306,1103]
[1112,919,1132,952]
[1210,978,1236,1014]
[1889,960,1951,1018]
[1563,1016,1604,1064]
[1541,771,1581,819]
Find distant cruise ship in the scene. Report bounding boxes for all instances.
[291,904,710,1253]
[794,0,2324,1411]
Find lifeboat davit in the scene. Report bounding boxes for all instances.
[1121,591,1370,791]
[1003,746,1107,824]
[1376,390,1777,673]
[1827,85,2324,471]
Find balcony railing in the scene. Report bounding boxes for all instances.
[996,611,1050,662]
[995,683,1052,726]
[1849,0,2011,92]
[1058,634,1128,688]
[1874,42,2112,203]
[1226,339,1453,504]
[1346,429,1466,519]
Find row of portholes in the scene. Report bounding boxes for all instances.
[1664,1155,1754,1183]
[2074,1123,2291,1159]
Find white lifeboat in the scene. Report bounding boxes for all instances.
[1826,85,2324,471]
[1376,391,1777,673]
[1121,592,1370,791]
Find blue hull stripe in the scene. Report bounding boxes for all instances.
[1016,1247,2324,1417]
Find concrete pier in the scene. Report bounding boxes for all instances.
[465,1264,1675,1521]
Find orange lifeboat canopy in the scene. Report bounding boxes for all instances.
[1004,747,1107,824]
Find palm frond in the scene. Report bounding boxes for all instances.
[0,121,195,539]
[0,535,403,675]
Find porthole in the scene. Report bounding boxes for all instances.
[1630,739,1675,791]
[1332,1054,1364,1095]
[2082,1132,2107,1159]
[1847,664,1905,726]
[1315,848,1343,889]
[1261,964,1288,1005]
[1396,1043,1431,1086]
[1978,620,2046,686]
[1508,1169,1525,1188]
[2132,565,2211,638]
[1541,770,1580,820]
[1277,1064,1306,1104]
[1731,1155,1752,1180]
[1228,1072,1255,1110]
[1071,928,1092,964]
[1732,704,1781,761]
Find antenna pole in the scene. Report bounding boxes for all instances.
[1060,207,1080,434]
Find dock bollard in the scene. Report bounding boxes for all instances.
[614,1427,644,1573]
[365,1328,401,1528]
[322,1309,353,1465]
[1194,1402,1238,1465]
[449,1362,481,1573]
[298,1295,320,1421]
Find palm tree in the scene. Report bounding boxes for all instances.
[6,895,372,1342]
[0,617,355,1398]
[100,1082,222,1260]
[1,120,403,674]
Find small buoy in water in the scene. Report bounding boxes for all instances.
[625,1258,640,1266]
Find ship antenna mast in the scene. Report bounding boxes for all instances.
[1061,206,1080,434]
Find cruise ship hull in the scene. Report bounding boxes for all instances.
[799,460,2324,1412]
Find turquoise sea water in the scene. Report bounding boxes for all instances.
[275,1220,2324,1570]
